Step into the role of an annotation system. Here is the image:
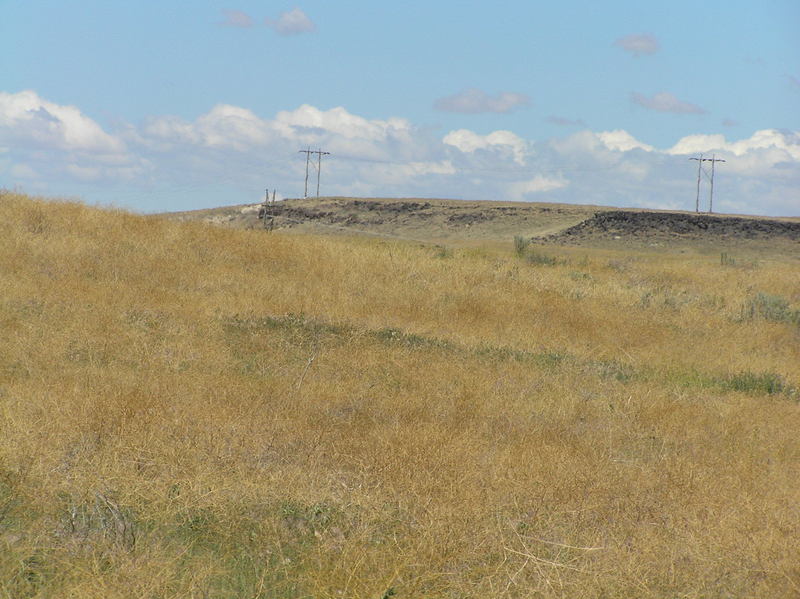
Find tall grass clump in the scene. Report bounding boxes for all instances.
[724,371,787,395]
[1,191,799,598]
[513,235,530,257]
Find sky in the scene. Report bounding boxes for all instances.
[1,0,799,216]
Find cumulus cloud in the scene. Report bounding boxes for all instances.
[443,129,528,164]
[265,8,316,35]
[274,105,411,143]
[667,129,800,159]
[0,90,125,153]
[665,129,800,182]
[0,90,148,189]
[2,90,797,217]
[631,91,706,114]
[549,129,654,159]
[597,130,654,152]
[144,104,272,151]
[434,88,531,114]
[219,9,254,28]
[508,175,568,200]
[131,106,799,214]
[613,33,660,57]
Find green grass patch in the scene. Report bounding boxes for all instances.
[668,369,792,397]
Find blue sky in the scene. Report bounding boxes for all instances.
[1,0,798,215]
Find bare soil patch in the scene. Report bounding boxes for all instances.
[543,210,800,250]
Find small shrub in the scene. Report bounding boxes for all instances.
[513,235,531,257]
[720,252,759,269]
[637,291,653,308]
[525,250,558,266]
[742,293,800,324]
[433,245,452,259]
[606,259,628,272]
[569,271,593,282]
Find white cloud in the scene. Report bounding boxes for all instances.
[616,160,651,181]
[354,160,457,188]
[144,106,264,151]
[631,91,706,114]
[403,160,456,176]
[434,88,531,114]
[219,9,254,28]
[596,130,655,152]
[549,129,654,158]
[265,8,316,35]
[666,129,800,179]
[2,90,797,217]
[0,90,148,190]
[667,129,800,159]
[443,129,528,164]
[614,34,660,57]
[138,103,431,178]
[508,175,568,200]
[274,104,412,144]
[196,104,270,147]
[0,90,125,153]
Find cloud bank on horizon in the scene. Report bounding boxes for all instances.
[1,89,797,216]
[1,2,798,216]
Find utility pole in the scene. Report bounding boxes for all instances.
[299,147,311,198]
[298,148,331,197]
[692,153,703,213]
[689,154,726,213]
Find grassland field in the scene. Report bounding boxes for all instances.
[1,190,799,598]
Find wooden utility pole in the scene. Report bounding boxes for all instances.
[298,148,331,197]
[689,154,726,213]
[299,147,311,198]
[692,153,703,213]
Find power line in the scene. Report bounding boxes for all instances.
[689,154,726,213]
[298,148,331,197]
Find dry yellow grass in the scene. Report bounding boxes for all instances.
[1,190,799,598]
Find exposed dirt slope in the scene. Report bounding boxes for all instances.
[544,210,800,249]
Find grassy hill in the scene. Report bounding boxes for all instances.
[162,196,800,253]
[2,190,799,598]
